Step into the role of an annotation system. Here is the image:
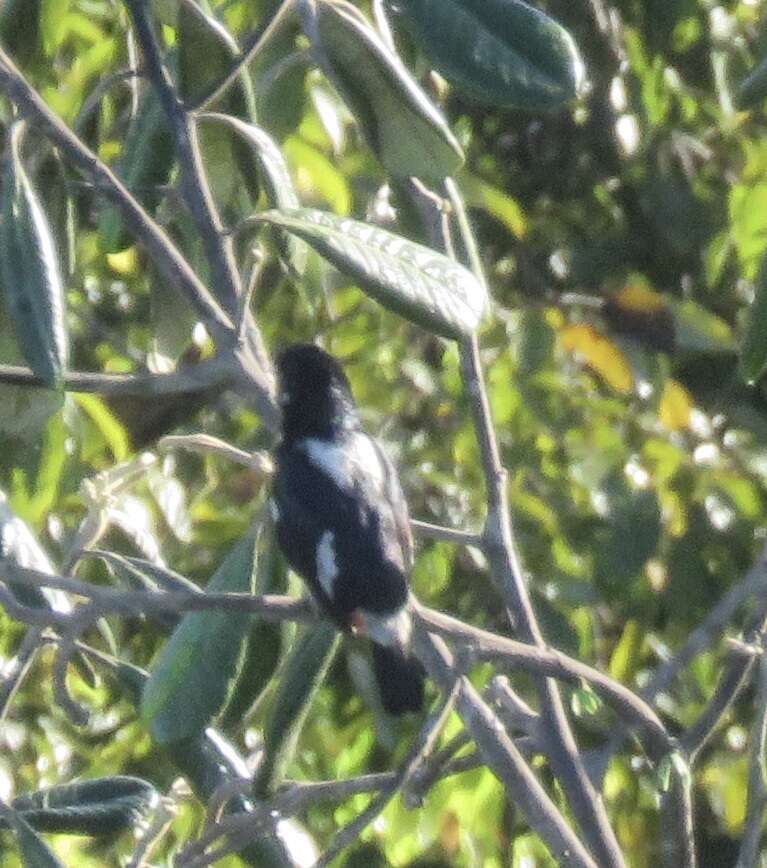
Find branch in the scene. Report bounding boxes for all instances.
[418,605,673,760]
[736,646,767,868]
[0,358,234,396]
[0,46,233,337]
[123,0,242,317]
[188,0,296,112]
[413,622,599,868]
[445,179,626,868]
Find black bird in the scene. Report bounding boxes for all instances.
[272,343,424,715]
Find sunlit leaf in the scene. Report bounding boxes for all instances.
[303,0,464,182]
[659,380,693,431]
[560,323,634,394]
[254,208,487,338]
[0,122,68,387]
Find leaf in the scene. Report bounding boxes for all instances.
[11,777,158,836]
[302,0,463,183]
[659,380,693,431]
[560,323,634,394]
[736,54,767,110]
[141,532,258,745]
[740,254,767,384]
[254,623,339,796]
[97,92,175,253]
[608,619,643,683]
[459,171,527,239]
[669,298,735,355]
[254,208,486,338]
[0,122,68,387]
[392,0,586,110]
[201,114,308,273]
[73,394,130,462]
[9,812,63,868]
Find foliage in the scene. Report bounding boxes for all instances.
[0,0,766,865]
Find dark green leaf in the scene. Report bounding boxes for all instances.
[254,208,487,338]
[391,0,586,109]
[141,532,258,745]
[254,623,339,796]
[97,93,174,253]
[740,254,767,384]
[11,777,157,836]
[303,0,463,182]
[0,122,68,387]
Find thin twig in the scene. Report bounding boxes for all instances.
[189,0,297,112]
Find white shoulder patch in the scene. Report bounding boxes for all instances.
[316,530,338,597]
[303,433,386,493]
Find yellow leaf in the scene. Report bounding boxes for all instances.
[560,323,634,394]
[612,282,668,313]
[659,379,693,431]
[106,246,139,276]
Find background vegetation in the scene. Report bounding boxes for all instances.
[1,0,767,865]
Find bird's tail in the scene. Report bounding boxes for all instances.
[371,643,424,715]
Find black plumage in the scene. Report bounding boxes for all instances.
[273,343,424,715]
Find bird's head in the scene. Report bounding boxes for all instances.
[276,343,360,442]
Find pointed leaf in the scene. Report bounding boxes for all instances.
[302,0,463,182]
[392,0,586,110]
[254,208,486,337]
[141,532,258,745]
[254,623,339,796]
[201,113,308,273]
[11,777,158,836]
[0,122,68,387]
[97,93,175,253]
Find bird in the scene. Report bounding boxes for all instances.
[272,343,424,715]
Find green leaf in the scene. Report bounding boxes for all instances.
[254,208,487,338]
[11,777,157,836]
[740,254,767,384]
[73,394,130,462]
[178,2,261,204]
[9,812,63,868]
[201,114,308,273]
[571,686,602,718]
[0,0,42,69]
[392,0,586,109]
[608,619,643,684]
[302,0,463,183]
[141,532,258,745]
[669,298,735,355]
[0,122,68,387]
[97,93,175,253]
[254,623,339,796]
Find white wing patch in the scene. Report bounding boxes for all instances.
[303,433,386,493]
[316,530,338,598]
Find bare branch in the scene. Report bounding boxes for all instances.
[444,180,627,868]
[0,358,234,396]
